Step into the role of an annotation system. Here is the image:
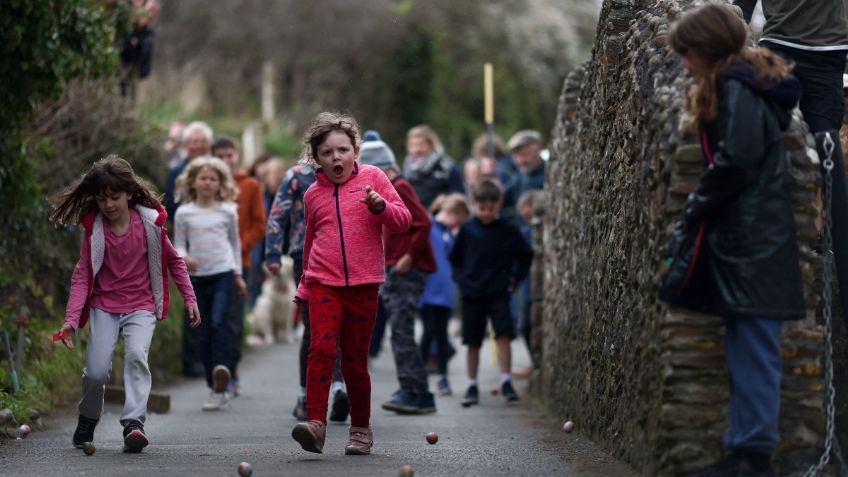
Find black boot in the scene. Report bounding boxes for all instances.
[738,451,774,477]
[72,415,99,448]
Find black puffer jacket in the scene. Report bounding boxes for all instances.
[663,63,805,320]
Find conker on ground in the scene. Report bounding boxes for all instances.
[425,432,438,444]
[399,464,415,476]
[237,461,253,477]
[82,442,96,455]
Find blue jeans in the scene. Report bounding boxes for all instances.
[723,318,783,453]
[192,271,235,389]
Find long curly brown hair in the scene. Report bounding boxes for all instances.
[669,3,793,130]
[49,155,162,226]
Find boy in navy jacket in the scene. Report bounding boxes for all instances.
[449,178,533,406]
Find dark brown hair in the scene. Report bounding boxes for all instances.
[211,136,238,154]
[302,112,361,166]
[471,177,504,204]
[49,155,162,225]
[669,3,793,128]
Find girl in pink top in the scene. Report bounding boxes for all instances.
[50,155,200,454]
[290,112,411,456]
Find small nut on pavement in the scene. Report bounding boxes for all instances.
[399,464,415,476]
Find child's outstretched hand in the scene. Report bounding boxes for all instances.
[186,304,201,328]
[361,185,386,214]
[53,324,76,350]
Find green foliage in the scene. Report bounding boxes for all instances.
[0,318,86,424]
[1,0,117,326]
[0,0,115,137]
[264,127,303,160]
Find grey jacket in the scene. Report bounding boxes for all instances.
[735,0,848,50]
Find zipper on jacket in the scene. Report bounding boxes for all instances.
[334,184,350,286]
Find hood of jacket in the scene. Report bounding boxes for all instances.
[720,62,801,129]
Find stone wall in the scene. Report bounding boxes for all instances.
[538,0,828,474]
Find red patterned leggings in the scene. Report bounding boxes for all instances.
[306,283,379,427]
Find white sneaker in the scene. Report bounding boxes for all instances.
[202,391,229,411]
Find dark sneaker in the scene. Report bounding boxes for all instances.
[212,365,231,393]
[436,377,452,396]
[72,415,99,448]
[122,421,149,453]
[329,389,350,422]
[416,391,437,414]
[460,385,479,408]
[738,452,774,477]
[381,389,419,414]
[292,420,326,454]
[501,380,519,402]
[687,453,741,477]
[292,396,307,421]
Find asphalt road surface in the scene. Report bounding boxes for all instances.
[1,330,638,476]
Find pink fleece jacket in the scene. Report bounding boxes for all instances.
[296,162,411,299]
[64,204,196,330]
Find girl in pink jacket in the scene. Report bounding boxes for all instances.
[290,112,411,456]
[50,155,200,454]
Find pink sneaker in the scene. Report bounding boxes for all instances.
[344,426,373,455]
[292,420,325,454]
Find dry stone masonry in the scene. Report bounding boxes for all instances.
[538,0,832,475]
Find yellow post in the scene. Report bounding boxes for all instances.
[484,62,494,125]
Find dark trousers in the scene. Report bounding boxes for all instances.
[419,305,452,375]
[119,27,154,79]
[766,44,846,133]
[293,257,342,389]
[383,267,429,394]
[723,318,783,453]
[768,45,848,331]
[306,283,378,427]
[191,271,235,388]
[228,266,249,374]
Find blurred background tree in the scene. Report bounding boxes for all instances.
[143,0,598,160]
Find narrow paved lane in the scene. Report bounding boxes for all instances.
[1,334,637,476]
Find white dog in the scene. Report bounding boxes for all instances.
[247,256,296,345]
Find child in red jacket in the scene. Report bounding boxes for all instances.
[291,113,411,456]
[359,131,438,415]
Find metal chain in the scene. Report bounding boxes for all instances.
[804,132,848,477]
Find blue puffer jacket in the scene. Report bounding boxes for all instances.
[419,219,457,309]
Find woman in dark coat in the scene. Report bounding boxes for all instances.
[664,4,803,476]
[403,125,465,209]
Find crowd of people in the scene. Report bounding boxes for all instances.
[53,109,547,454]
